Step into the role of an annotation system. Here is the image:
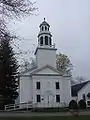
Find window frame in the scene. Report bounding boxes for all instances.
[36,82,40,90]
[36,95,41,102]
[56,95,60,103]
[56,82,60,90]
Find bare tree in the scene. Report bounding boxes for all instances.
[76,76,86,83]
[56,53,73,76]
[0,0,37,36]
[0,0,37,65]
[0,0,37,19]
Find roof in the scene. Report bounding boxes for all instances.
[71,81,90,97]
[39,18,50,27]
[19,64,71,77]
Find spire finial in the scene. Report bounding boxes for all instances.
[44,18,45,21]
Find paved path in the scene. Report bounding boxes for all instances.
[0,111,89,117]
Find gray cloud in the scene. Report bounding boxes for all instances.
[9,0,90,79]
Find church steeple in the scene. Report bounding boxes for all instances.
[38,18,52,47]
[35,19,57,68]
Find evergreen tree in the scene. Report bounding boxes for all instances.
[0,33,19,109]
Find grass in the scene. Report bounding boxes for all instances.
[0,116,90,120]
[31,107,69,112]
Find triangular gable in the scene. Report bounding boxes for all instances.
[30,64,60,75]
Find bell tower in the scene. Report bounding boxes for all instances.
[35,18,57,68]
[38,18,52,47]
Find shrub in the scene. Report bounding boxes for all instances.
[69,100,78,109]
[78,99,86,109]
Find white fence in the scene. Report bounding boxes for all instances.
[5,102,33,111]
[4,102,68,111]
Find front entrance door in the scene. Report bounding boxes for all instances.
[44,91,54,107]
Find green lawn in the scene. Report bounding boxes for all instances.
[0,116,90,120]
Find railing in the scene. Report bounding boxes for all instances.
[4,102,68,111]
[5,102,33,111]
[38,43,56,48]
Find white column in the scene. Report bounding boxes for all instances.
[43,35,45,46]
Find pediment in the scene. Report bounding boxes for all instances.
[30,65,60,75]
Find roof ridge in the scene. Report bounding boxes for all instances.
[30,64,61,75]
[72,80,89,86]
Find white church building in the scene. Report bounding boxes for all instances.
[19,18,71,108]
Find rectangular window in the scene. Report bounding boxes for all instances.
[56,82,60,89]
[56,95,60,102]
[36,82,40,89]
[37,95,41,102]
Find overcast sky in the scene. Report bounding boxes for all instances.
[9,0,90,79]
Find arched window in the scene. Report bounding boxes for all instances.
[45,26,47,31]
[40,36,43,45]
[42,26,44,31]
[45,36,48,45]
